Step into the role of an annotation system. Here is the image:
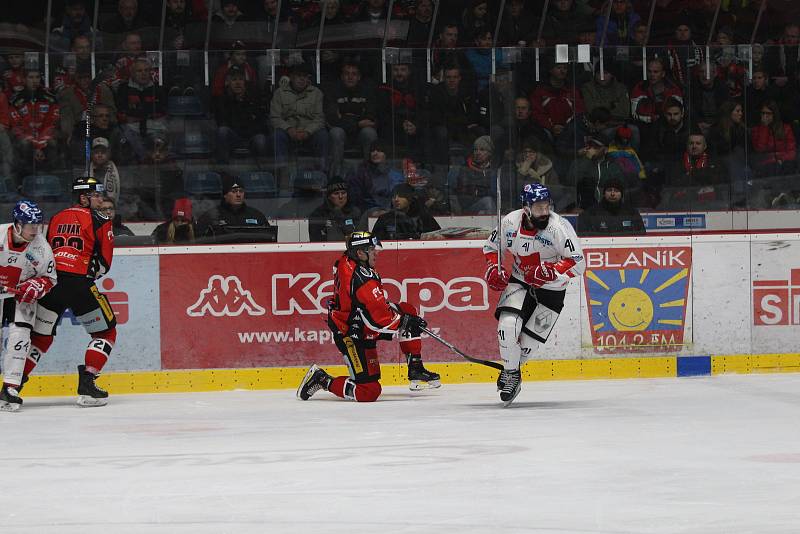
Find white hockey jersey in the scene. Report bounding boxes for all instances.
[483,209,585,290]
[0,224,57,299]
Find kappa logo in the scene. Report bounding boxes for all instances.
[187,275,266,317]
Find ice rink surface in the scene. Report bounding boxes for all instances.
[4,374,800,534]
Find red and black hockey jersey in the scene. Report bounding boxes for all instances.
[47,206,113,278]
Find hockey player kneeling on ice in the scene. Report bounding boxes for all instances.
[483,183,585,406]
[297,231,440,402]
[24,177,117,407]
[0,201,57,412]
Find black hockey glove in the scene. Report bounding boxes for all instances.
[400,314,427,338]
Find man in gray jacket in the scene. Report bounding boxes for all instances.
[270,62,329,171]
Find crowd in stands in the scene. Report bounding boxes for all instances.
[1,0,800,243]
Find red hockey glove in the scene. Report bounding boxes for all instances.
[484,264,509,291]
[523,262,558,288]
[16,277,49,303]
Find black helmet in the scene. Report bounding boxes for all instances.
[73,176,105,195]
[346,231,381,260]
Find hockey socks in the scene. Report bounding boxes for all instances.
[84,328,116,375]
[328,377,381,402]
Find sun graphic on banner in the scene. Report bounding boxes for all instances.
[586,267,689,333]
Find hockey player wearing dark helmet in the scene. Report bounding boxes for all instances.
[297,231,441,402]
[25,175,117,407]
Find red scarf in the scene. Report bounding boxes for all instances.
[683,152,708,172]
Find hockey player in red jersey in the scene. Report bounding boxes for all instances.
[297,231,440,402]
[26,177,117,407]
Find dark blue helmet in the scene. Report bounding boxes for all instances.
[520,183,552,206]
[12,200,43,225]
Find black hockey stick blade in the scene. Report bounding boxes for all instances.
[422,327,504,371]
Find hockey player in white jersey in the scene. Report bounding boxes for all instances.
[0,201,56,411]
[483,183,585,405]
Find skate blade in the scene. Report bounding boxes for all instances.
[0,401,20,412]
[296,364,320,400]
[501,386,521,407]
[409,379,441,391]
[77,395,108,407]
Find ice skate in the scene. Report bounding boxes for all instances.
[499,370,521,407]
[407,354,441,390]
[297,364,332,400]
[0,385,22,412]
[77,365,109,407]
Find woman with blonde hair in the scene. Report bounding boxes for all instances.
[152,198,197,244]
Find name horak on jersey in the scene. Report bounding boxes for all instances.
[56,223,81,235]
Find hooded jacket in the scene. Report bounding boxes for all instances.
[269,76,325,134]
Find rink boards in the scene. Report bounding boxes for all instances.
[17,232,800,396]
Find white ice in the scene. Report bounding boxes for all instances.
[3,374,800,534]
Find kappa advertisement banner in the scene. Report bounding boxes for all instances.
[159,248,497,369]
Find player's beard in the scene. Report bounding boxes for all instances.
[533,215,549,230]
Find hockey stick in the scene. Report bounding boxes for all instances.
[422,326,504,371]
[496,167,502,270]
[84,64,115,178]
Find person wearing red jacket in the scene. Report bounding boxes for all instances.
[630,57,684,124]
[529,62,585,138]
[297,231,440,402]
[750,100,797,178]
[9,70,61,174]
[26,177,117,407]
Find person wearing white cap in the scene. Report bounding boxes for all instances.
[89,137,121,204]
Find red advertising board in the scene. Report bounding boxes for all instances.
[159,247,497,369]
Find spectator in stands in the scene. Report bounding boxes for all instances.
[59,66,116,141]
[406,0,434,48]
[270,62,328,171]
[212,42,258,98]
[111,32,159,90]
[476,68,516,159]
[615,21,650,83]
[308,176,362,242]
[631,57,684,125]
[89,138,121,204]
[212,0,247,47]
[347,140,404,215]
[372,183,440,240]
[556,107,613,164]
[581,63,631,128]
[51,0,97,49]
[428,65,482,164]
[460,0,492,45]
[136,136,183,217]
[751,100,797,178]
[68,104,133,166]
[2,53,26,99]
[213,65,269,164]
[376,63,422,160]
[431,23,473,86]
[103,0,148,34]
[542,0,594,45]
[607,125,646,191]
[690,62,729,132]
[514,137,558,191]
[530,60,585,140]
[665,131,727,208]
[643,97,690,184]
[707,100,748,159]
[744,68,776,127]
[664,17,703,88]
[100,197,135,237]
[152,198,197,244]
[577,175,645,236]
[497,0,538,47]
[53,35,92,95]
[115,58,167,161]
[765,22,800,89]
[404,159,450,215]
[326,62,378,178]
[465,30,506,92]
[196,173,274,242]
[9,70,60,177]
[509,96,552,155]
[163,0,195,50]
[453,135,496,214]
[596,0,641,46]
[566,136,625,211]
[0,91,13,179]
